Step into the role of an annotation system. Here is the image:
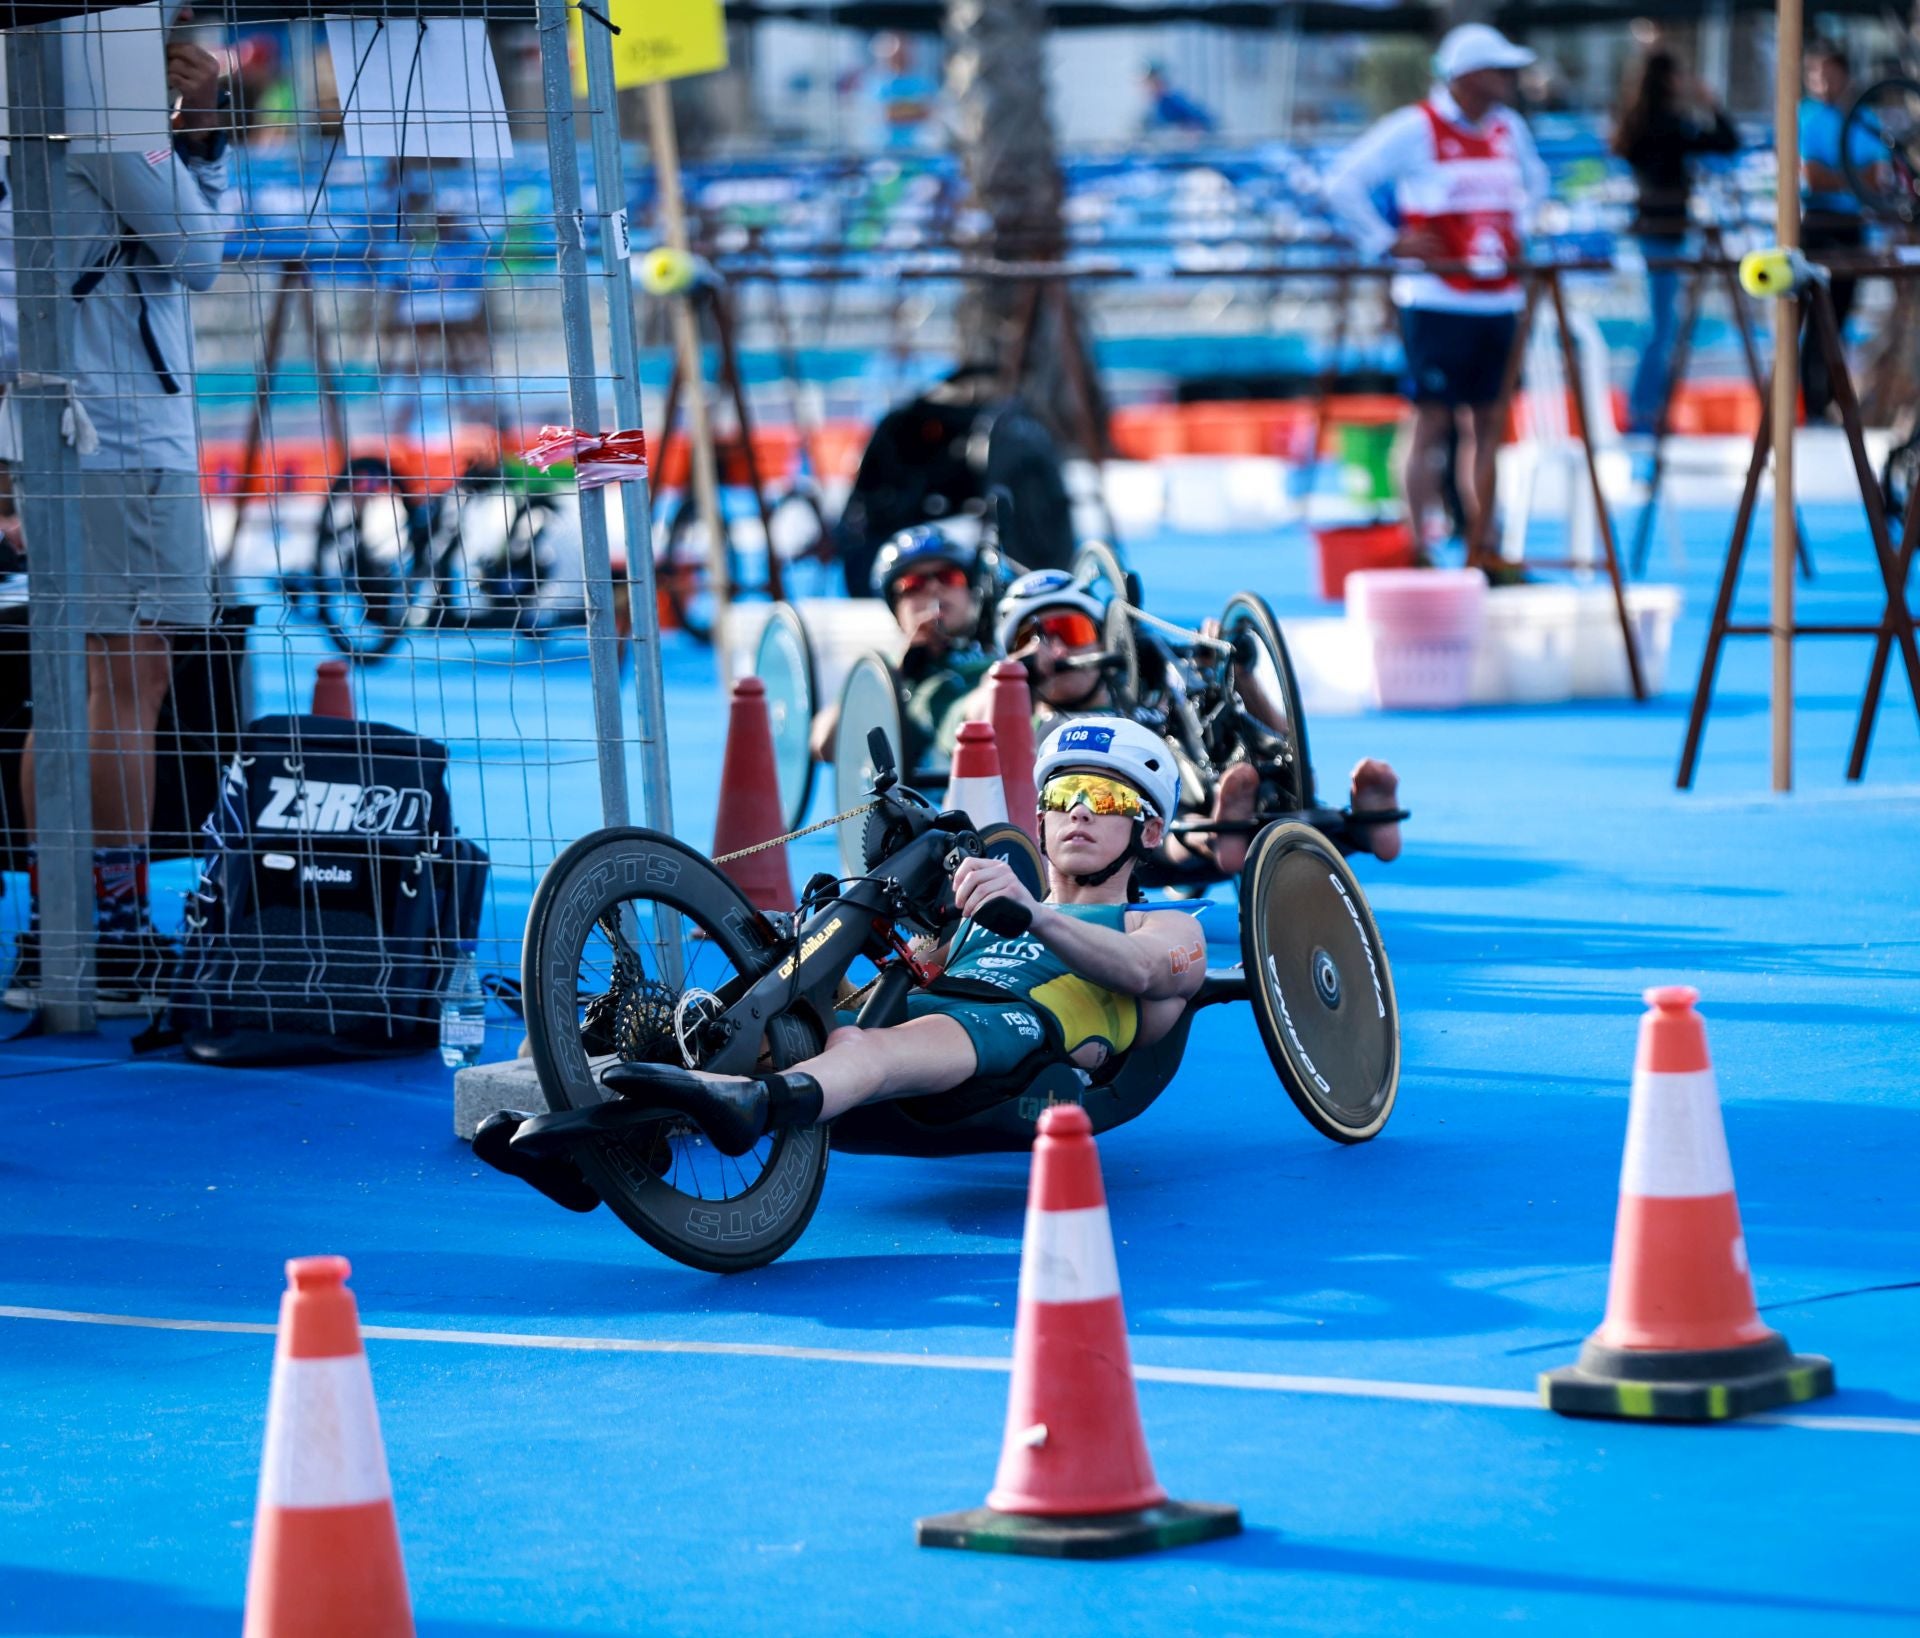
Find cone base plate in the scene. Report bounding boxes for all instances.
[916,1500,1242,1559]
[1541,1337,1834,1423]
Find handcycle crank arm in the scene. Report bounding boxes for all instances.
[1167,804,1409,838]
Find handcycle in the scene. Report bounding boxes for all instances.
[489,727,1400,1274]
[1069,544,1402,878]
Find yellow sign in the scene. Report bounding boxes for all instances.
[571,0,728,95]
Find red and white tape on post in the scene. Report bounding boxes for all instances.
[522,425,650,491]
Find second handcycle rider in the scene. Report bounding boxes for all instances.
[602,719,1208,1155]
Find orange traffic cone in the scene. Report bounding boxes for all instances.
[1541,987,1834,1421]
[712,675,795,912]
[918,1106,1240,1557]
[311,659,353,720]
[988,661,1038,841]
[943,721,1009,827]
[244,1257,413,1637]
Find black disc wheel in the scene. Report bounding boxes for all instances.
[1843,78,1920,223]
[1221,590,1314,812]
[1239,821,1398,1143]
[834,652,907,879]
[753,602,818,832]
[312,458,423,661]
[974,820,1046,900]
[522,826,830,1273]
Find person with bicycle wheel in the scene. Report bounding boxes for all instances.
[971,570,1403,871]
[811,524,997,768]
[599,720,1207,1155]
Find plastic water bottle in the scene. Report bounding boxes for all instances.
[439,941,487,1068]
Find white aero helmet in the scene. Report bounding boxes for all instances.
[1035,716,1182,822]
[994,568,1106,655]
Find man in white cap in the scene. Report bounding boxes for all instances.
[1325,24,1549,557]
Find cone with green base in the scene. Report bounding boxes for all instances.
[917,1107,1241,1558]
[1541,987,1834,1423]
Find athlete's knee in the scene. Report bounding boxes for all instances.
[824,1024,866,1052]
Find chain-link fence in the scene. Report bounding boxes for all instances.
[1,0,663,1051]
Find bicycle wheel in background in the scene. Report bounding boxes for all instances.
[311,457,425,662]
[1239,821,1398,1144]
[753,601,818,831]
[1843,77,1920,223]
[1221,590,1314,812]
[522,827,829,1273]
[1072,539,1143,611]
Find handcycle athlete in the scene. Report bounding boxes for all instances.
[808,525,1000,775]
[488,718,1203,1172]
[479,705,1399,1271]
[965,569,1406,874]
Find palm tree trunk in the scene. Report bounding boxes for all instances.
[944,0,1107,453]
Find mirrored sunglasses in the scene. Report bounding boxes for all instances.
[1039,773,1145,819]
[1016,609,1099,650]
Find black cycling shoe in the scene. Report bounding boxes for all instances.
[473,1110,602,1213]
[599,1061,773,1158]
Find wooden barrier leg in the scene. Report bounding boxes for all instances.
[1808,282,1920,778]
[219,263,298,568]
[1549,273,1646,699]
[1466,275,1537,571]
[710,285,781,599]
[1845,480,1920,779]
[1678,377,1776,788]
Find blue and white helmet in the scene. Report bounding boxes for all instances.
[1035,715,1182,821]
[993,568,1106,654]
[869,525,980,600]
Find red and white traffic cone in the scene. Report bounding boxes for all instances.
[943,720,1009,828]
[1541,986,1835,1421]
[988,660,1038,842]
[711,675,795,913]
[918,1106,1240,1557]
[244,1256,413,1636]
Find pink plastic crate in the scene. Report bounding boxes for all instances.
[1347,569,1487,710]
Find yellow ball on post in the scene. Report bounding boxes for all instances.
[1739,247,1808,299]
[638,246,698,297]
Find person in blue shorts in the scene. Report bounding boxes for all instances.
[1799,40,1880,420]
[601,719,1210,1154]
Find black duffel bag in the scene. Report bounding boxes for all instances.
[173,714,488,1064]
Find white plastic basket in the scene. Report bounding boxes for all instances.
[1469,585,1580,705]
[1572,584,1682,698]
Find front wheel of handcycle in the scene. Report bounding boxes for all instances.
[522,826,830,1272]
[1239,820,1398,1142]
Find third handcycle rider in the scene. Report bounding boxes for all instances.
[600,719,1208,1155]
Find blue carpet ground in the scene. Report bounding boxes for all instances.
[2,500,1917,1635]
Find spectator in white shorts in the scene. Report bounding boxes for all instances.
[7,31,232,1013]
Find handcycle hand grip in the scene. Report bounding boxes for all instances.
[972,897,1033,938]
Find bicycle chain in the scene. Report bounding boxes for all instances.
[713,798,880,864]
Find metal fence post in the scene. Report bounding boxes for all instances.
[578,14,674,837]
[537,0,630,830]
[8,26,95,1033]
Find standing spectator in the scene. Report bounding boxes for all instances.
[6,31,232,1013]
[1324,24,1548,556]
[1799,39,1877,420]
[1139,61,1216,139]
[1612,48,1739,434]
[866,32,939,153]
